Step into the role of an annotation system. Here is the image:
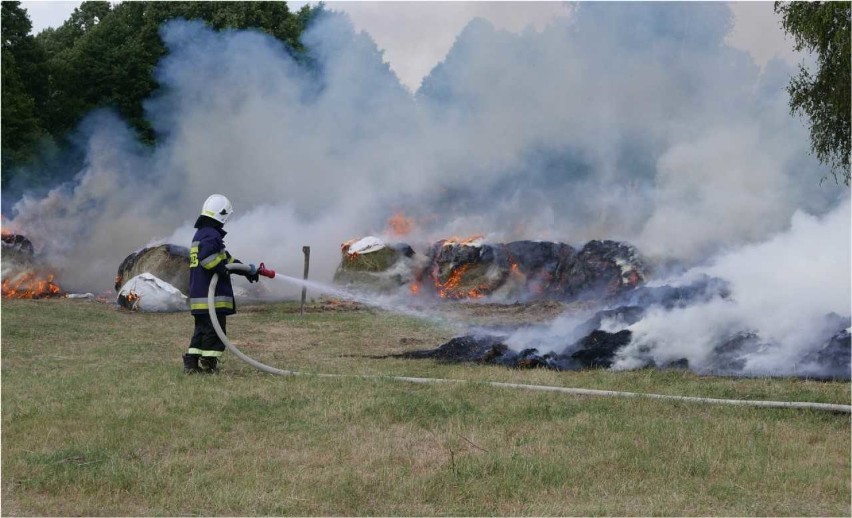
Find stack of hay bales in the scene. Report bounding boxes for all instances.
[423,238,645,302]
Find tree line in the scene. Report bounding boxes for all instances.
[1,1,319,190]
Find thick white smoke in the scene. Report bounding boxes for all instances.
[5,3,848,311]
[614,198,851,376]
[502,199,850,377]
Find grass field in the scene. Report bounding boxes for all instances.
[2,298,850,516]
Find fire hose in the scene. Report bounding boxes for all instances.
[209,263,292,376]
[209,264,852,414]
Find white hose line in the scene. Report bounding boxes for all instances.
[209,270,852,414]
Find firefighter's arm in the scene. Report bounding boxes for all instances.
[228,256,260,283]
[198,235,230,276]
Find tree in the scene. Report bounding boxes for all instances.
[775,1,851,184]
[2,1,49,174]
[1,1,319,190]
[36,1,318,144]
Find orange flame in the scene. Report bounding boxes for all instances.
[340,239,360,261]
[341,239,356,254]
[435,264,470,298]
[409,282,421,295]
[2,271,63,299]
[125,291,140,308]
[440,234,484,246]
[386,211,413,237]
[1,215,16,239]
[433,264,488,299]
[626,270,642,287]
[467,289,485,299]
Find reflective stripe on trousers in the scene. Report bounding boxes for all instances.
[189,296,234,311]
[187,347,223,357]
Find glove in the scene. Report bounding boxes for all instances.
[244,264,259,283]
[230,262,259,282]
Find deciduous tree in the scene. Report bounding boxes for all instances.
[776,1,851,184]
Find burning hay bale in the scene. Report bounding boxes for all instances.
[425,236,506,299]
[332,234,646,302]
[421,237,574,300]
[115,244,190,295]
[1,231,64,299]
[333,236,418,291]
[2,270,63,299]
[421,237,645,302]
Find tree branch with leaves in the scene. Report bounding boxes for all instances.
[775,1,851,184]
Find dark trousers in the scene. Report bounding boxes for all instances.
[187,314,227,357]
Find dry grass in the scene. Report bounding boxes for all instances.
[2,298,850,516]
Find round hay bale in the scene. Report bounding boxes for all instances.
[333,238,417,292]
[115,244,190,294]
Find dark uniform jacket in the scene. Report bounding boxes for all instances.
[189,223,238,315]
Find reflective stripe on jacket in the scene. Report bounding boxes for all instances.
[189,226,238,315]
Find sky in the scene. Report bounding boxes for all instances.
[21,1,801,92]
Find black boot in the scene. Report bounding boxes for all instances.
[199,356,219,374]
[183,354,201,374]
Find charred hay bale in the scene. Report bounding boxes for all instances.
[551,240,645,301]
[401,335,510,363]
[803,330,851,380]
[513,348,565,369]
[115,244,190,294]
[563,329,633,368]
[503,241,576,298]
[505,241,574,272]
[402,332,627,371]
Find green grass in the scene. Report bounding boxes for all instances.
[2,298,850,516]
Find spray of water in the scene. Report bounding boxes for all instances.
[273,274,465,331]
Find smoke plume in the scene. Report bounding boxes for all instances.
[5,3,849,336]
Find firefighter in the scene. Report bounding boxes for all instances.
[183,194,259,374]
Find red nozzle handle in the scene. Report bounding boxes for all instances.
[257,262,275,279]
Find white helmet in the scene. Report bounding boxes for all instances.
[201,194,233,224]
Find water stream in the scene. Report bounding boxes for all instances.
[272,274,464,330]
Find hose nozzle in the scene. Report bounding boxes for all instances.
[257,262,276,279]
